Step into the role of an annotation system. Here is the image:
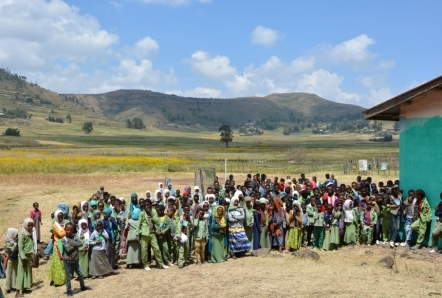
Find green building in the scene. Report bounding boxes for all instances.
[364,75,442,247]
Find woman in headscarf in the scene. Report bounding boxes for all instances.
[156,182,164,195]
[80,201,90,221]
[74,219,90,279]
[58,203,70,221]
[102,207,118,269]
[49,210,66,286]
[30,202,42,244]
[154,190,163,205]
[91,210,102,232]
[4,228,19,294]
[269,197,285,253]
[129,192,139,215]
[343,198,357,246]
[125,208,141,269]
[259,198,271,249]
[89,200,98,213]
[145,191,151,200]
[227,197,251,259]
[15,219,34,298]
[286,201,303,252]
[88,220,117,279]
[209,206,226,263]
[71,202,82,233]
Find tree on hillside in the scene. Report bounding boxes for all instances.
[126,119,132,128]
[132,117,146,129]
[82,122,93,134]
[219,125,233,148]
[66,114,72,123]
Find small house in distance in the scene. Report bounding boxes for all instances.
[364,75,442,247]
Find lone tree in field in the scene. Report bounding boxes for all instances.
[66,114,72,123]
[219,124,233,148]
[82,121,93,134]
[3,128,20,136]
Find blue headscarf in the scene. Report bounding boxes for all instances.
[103,207,112,217]
[90,200,98,207]
[130,192,139,214]
[131,208,141,220]
[58,203,69,217]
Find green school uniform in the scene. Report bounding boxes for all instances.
[136,210,164,268]
[16,233,34,291]
[243,206,254,244]
[155,216,171,265]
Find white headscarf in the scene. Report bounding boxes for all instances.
[259,198,268,206]
[22,218,33,236]
[344,199,354,222]
[78,218,90,243]
[145,191,151,198]
[6,228,18,244]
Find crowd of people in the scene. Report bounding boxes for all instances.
[2,173,442,297]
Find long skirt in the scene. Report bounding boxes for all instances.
[49,249,65,286]
[244,226,253,244]
[228,227,252,253]
[33,213,41,242]
[330,226,340,245]
[286,227,302,250]
[4,259,18,290]
[120,231,128,255]
[270,228,284,247]
[16,254,32,290]
[344,222,356,244]
[322,229,332,251]
[210,234,225,263]
[126,240,141,265]
[74,250,89,278]
[106,243,116,269]
[89,250,113,276]
[259,226,271,249]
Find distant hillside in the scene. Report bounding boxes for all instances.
[74,90,366,129]
[0,67,366,132]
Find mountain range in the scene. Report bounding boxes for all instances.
[0,68,365,129]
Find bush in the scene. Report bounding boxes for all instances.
[48,115,64,123]
[3,128,20,136]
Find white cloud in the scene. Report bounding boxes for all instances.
[137,0,211,6]
[0,0,118,66]
[366,87,393,106]
[251,25,284,47]
[132,36,159,59]
[296,70,360,103]
[189,50,237,80]
[166,87,221,98]
[375,59,396,70]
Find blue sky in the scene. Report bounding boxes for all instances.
[0,0,441,107]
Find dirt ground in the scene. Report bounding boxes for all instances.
[4,172,438,298]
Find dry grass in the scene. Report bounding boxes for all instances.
[4,172,435,298]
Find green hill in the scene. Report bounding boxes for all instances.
[0,67,366,135]
[73,89,366,129]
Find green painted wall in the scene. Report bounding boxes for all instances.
[400,115,442,248]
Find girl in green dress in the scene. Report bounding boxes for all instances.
[209,206,226,263]
[15,218,34,298]
[76,219,90,278]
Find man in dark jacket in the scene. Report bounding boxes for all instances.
[62,223,92,297]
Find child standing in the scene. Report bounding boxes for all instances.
[175,206,193,269]
[30,203,42,244]
[155,205,172,267]
[193,210,209,265]
[75,219,90,279]
[125,208,141,268]
[15,219,34,298]
[313,204,324,250]
[322,205,333,251]
[343,199,357,245]
[61,223,92,297]
[286,203,302,252]
[360,202,378,245]
[401,190,415,246]
[4,228,19,294]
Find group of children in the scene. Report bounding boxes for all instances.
[2,173,442,297]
